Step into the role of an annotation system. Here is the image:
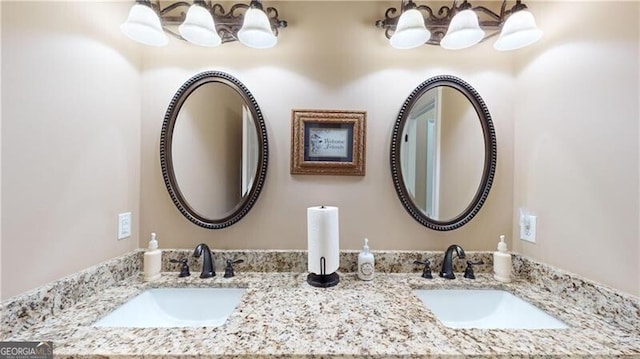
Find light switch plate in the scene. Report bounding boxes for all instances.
[118,212,132,240]
[520,215,536,243]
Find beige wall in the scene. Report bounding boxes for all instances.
[139,1,515,253]
[512,2,640,295]
[1,1,142,299]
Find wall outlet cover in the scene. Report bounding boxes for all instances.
[520,215,536,243]
[118,212,132,240]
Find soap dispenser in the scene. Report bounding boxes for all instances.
[143,233,161,281]
[357,238,375,281]
[493,235,512,283]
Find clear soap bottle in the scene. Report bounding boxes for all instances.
[357,238,375,281]
[493,235,512,282]
[143,233,161,281]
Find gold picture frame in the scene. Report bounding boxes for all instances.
[290,109,366,176]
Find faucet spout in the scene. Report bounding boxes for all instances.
[440,244,465,279]
[193,243,215,278]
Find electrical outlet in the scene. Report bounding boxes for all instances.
[520,214,536,243]
[118,212,132,240]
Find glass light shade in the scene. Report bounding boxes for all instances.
[389,9,430,49]
[440,9,485,50]
[120,3,168,47]
[237,7,277,49]
[179,4,222,47]
[494,10,543,51]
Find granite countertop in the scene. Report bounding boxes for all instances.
[5,269,640,358]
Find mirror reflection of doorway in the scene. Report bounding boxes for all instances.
[242,105,259,197]
[400,88,441,218]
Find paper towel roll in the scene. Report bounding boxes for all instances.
[307,206,339,275]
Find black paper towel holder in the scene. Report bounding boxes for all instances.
[307,256,339,288]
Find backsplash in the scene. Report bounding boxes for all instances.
[161,249,494,274]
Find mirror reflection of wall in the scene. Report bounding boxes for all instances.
[173,83,251,219]
[400,86,484,222]
[439,87,484,220]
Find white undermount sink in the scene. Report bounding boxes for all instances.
[413,289,568,329]
[93,288,245,328]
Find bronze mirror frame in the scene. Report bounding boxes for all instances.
[160,71,268,229]
[390,75,497,231]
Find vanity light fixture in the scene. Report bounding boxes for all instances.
[121,0,287,49]
[376,0,543,51]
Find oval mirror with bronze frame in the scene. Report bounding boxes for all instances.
[390,75,496,231]
[160,71,268,229]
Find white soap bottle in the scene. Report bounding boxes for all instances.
[357,238,375,281]
[143,233,161,281]
[493,234,512,283]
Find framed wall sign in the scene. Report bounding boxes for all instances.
[291,109,366,176]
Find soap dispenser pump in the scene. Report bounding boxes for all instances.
[357,238,375,281]
[493,235,512,283]
[143,233,161,281]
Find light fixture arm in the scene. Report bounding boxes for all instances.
[401,0,418,12]
[148,1,192,40]
[375,0,529,46]
[456,0,472,12]
[509,0,529,14]
[145,0,287,45]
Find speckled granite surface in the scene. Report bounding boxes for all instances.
[1,251,141,338]
[2,250,639,358]
[513,255,640,334]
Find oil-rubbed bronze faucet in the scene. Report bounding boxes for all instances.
[193,243,215,278]
[439,244,466,279]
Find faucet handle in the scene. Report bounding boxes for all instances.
[223,258,244,278]
[169,258,191,277]
[413,259,433,279]
[463,260,484,279]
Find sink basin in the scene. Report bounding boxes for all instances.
[413,289,568,329]
[93,288,245,328]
